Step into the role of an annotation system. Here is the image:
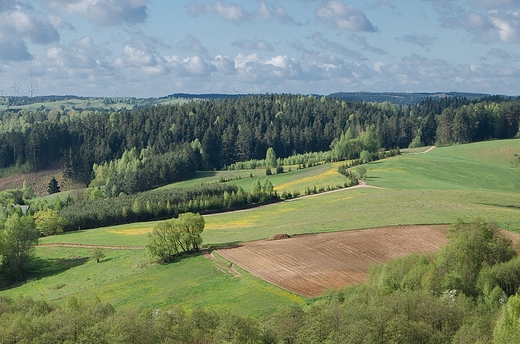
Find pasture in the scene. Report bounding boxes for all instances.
[2,139,520,316]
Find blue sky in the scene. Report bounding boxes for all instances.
[0,0,519,97]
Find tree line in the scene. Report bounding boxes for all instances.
[0,94,519,185]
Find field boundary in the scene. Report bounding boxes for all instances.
[37,243,145,250]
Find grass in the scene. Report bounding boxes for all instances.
[3,247,303,318]
[366,140,520,191]
[3,139,520,317]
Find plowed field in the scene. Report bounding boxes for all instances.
[215,225,449,297]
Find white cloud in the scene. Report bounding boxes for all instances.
[257,0,296,24]
[0,7,60,45]
[45,36,111,70]
[177,35,209,56]
[309,32,367,60]
[46,0,149,26]
[315,0,377,32]
[399,34,436,48]
[489,10,520,43]
[210,55,237,74]
[0,4,60,61]
[188,1,249,23]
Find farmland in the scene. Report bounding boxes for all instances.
[1,139,520,318]
[216,225,449,297]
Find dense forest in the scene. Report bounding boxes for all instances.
[0,94,519,187]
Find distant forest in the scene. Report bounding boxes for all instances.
[0,94,519,185]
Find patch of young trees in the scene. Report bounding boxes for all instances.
[57,182,279,232]
[147,212,205,262]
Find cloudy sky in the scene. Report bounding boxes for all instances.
[1,0,519,97]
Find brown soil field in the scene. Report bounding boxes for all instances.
[215,225,450,298]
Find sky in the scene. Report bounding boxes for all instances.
[0,0,519,97]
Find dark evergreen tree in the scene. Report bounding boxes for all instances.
[47,177,60,195]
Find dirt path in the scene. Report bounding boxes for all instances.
[422,146,436,154]
[37,243,145,250]
[203,251,241,278]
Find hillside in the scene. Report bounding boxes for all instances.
[1,140,519,318]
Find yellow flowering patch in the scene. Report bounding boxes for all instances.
[205,219,258,230]
[107,227,153,236]
[275,167,340,191]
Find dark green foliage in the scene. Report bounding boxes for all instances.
[47,177,60,194]
[0,94,519,184]
[58,183,279,231]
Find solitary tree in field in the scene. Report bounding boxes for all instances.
[91,248,106,263]
[146,212,205,262]
[47,177,60,195]
[0,213,39,284]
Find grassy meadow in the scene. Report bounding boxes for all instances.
[2,139,520,316]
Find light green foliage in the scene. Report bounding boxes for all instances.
[360,150,371,163]
[493,294,520,343]
[330,133,364,161]
[33,209,66,236]
[359,125,381,153]
[435,219,516,297]
[0,189,24,208]
[90,247,106,263]
[147,212,205,262]
[54,196,63,211]
[21,180,35,199]
[266,147,277,168]
[409,129,424,148]
[354,166,367,180]
[0,213,39,284]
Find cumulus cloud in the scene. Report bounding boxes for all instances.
[177,35,209,56]
[460,10,520,43]
[350,34,387,55]
[232,38,274,51]
[45,36,111,69]
[487,47,518,60]
[309,32,367,60]
[257,0,296,24]
[46,0,149,26]
[315,0,377,32]
[0,3,60,61]
[399,34,436,48]
[0,40,32,61]
[188,1,249,23]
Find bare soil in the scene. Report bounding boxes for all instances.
[215,225,450,297]
[0,164,83,196]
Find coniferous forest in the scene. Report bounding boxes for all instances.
[1,94,519,186]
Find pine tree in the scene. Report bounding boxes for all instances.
[47,177,60,195]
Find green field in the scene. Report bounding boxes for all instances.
[2,139,520,316]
